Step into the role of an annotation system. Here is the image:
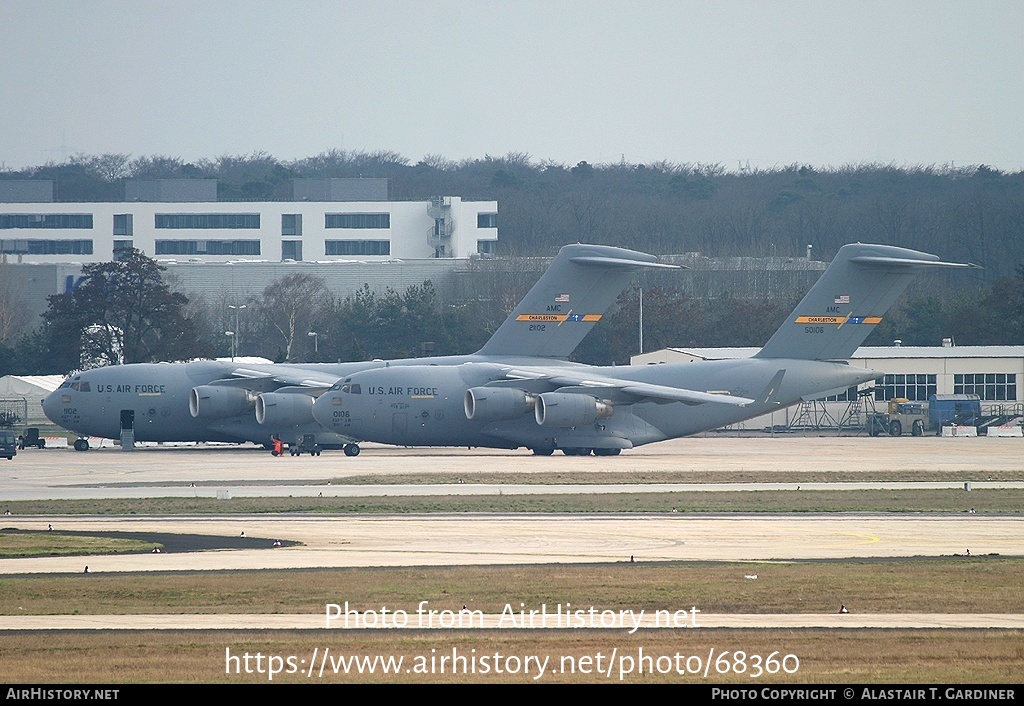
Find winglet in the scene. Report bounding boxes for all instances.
[757,369,786,405]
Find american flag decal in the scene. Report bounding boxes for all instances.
[834,295,850,304]
[555,294,570,302]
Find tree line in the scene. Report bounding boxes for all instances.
[3,151,1023,278]
[1,250,1021,377]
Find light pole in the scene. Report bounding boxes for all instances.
[307,331,319,359]
[228,305,247,360]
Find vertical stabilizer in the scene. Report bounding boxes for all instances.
[477,244,679,358]
[756,243,978,361]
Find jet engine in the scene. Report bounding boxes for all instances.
[255,392,315,427]
[534,392,613,428]
[464,387,535,422]
[189,385,255,419]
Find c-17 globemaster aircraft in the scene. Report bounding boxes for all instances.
[43,244,677,453]
[311,243,978,456]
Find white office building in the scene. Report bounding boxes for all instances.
[0,179,498,264]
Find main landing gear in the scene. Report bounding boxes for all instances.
[545,447,621,456]
[343,443,360,457]
[73,438,90,452]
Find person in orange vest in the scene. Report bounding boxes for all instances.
[272,435,283,457]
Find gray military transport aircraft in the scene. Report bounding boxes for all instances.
[42,244,676,454]
[310,243,977,456]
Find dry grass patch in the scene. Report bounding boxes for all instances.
[2,559,1022,615]
[1,629,1021,683]
[5,488,1023,515]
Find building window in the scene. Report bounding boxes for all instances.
[954,373,1017,401]
[155,214,260,229]
[325,213,390,229]
[874,374,937,402]
[113,214,133,236]
[281,214,301,236]
[477,239,496,255]
[155,240,261,256]
[0,214,93,229]
[477,212,498,228]
[282,241,302,261]
[325,240,390,256]
[113,240,134,260]
[0,239,93,255]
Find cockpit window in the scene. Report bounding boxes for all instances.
[340,383,362,394]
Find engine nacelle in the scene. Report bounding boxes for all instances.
[255,392,315,427]
[464,387,535,422]
[189,385,255,419]
[534,392,613,428]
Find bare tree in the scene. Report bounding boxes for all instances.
[250,273,330,362]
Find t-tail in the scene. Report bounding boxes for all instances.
[477,244,679,358]
[756,243,979,361]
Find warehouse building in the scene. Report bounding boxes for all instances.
[632,344,1024,430]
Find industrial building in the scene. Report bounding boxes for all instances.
[632,344,1024,431]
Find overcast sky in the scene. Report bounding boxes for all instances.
[3,0,1022,172]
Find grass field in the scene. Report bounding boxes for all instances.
[3,488,1021,515]
[0,532,159,559]
[2,559,1022,615]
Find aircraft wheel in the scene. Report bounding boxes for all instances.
[532,447,554,456]
[912,420,924,437]
[344,444,360,457]
[888,420,902,437]
[73,438,90,452]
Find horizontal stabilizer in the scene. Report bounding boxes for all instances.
[568,255,683,270]
[849,256,982,269]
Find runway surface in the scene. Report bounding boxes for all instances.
[6,435,1024,488]
[2,436,1022,575]
[2,436,1022,634]
[2,513,1019,574]
[5,612,1023,630]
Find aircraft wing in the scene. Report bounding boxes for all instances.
[207,363,339,394]
[497,366,754,407]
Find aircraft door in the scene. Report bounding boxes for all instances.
[119,409,136,451]
[392,412,407,436]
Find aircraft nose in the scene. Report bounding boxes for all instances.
[42,389,63,425]
[311,393,335,428]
